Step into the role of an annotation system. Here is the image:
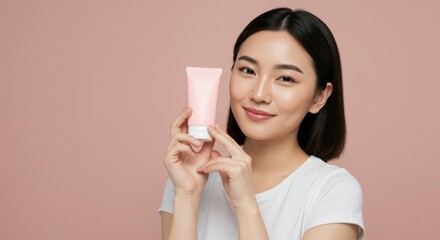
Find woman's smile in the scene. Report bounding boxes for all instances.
[244,107,276,121]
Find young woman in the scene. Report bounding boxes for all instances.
[159,8,365,240]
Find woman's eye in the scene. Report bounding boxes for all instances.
[278,76,295,83]
[239,67,255,75]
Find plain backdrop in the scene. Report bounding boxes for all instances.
[1,0,439,239]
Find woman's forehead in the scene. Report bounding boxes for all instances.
[237,31,314,73]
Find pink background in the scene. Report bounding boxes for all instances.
[1,1,439,239]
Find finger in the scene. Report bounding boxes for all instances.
[199,161,250,182]
[214,124,238,143]
[208,125,242,157]
[171,105,192,136]
[169,132,201,149]
[197,159,236,174]
[165,143,195,164]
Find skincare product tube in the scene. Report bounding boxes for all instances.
[186,67,222,142]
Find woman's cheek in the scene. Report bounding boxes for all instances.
[229,78,246,103]
[274,87,315,116]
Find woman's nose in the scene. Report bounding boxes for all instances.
[250,76,272,103]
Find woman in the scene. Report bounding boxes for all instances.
[159,8,365,240]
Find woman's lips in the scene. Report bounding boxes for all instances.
[244,107,275,121]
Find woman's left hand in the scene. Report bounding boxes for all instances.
[197,124,256,211]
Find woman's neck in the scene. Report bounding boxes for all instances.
[242,135,309,176]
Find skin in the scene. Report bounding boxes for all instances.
[161,31,359,240]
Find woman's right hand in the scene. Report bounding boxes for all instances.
[162,105,214,197]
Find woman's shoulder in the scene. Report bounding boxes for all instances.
[305,156,362,191]
[302,156,364,214]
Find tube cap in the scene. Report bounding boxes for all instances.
[188,126,212,142]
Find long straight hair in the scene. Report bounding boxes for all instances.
[227,8,346,162]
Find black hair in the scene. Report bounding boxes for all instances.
[226,8,346,162]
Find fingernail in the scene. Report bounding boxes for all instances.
[195,140,201,146]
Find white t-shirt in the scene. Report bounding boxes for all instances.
[159,155,365,240]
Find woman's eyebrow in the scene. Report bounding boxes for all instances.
[274,64,303,74]
[238,55,258,65]
[237,55,303,74]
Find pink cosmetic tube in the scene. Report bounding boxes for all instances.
[186,67,222,142]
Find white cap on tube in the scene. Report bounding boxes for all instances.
[188,126,212,142]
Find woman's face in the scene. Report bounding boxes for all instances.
[230,30,325,142]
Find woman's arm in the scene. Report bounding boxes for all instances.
[161,106,215,240]
[162,193,202,240]
[160,212,172,240]
[235,199,270,240]
[303,223,359,240]
[198,125,270,240]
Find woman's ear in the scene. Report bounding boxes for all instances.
[309,82,333,114]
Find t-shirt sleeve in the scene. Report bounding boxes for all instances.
[158,178,175,214]
[304,169,365,240]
